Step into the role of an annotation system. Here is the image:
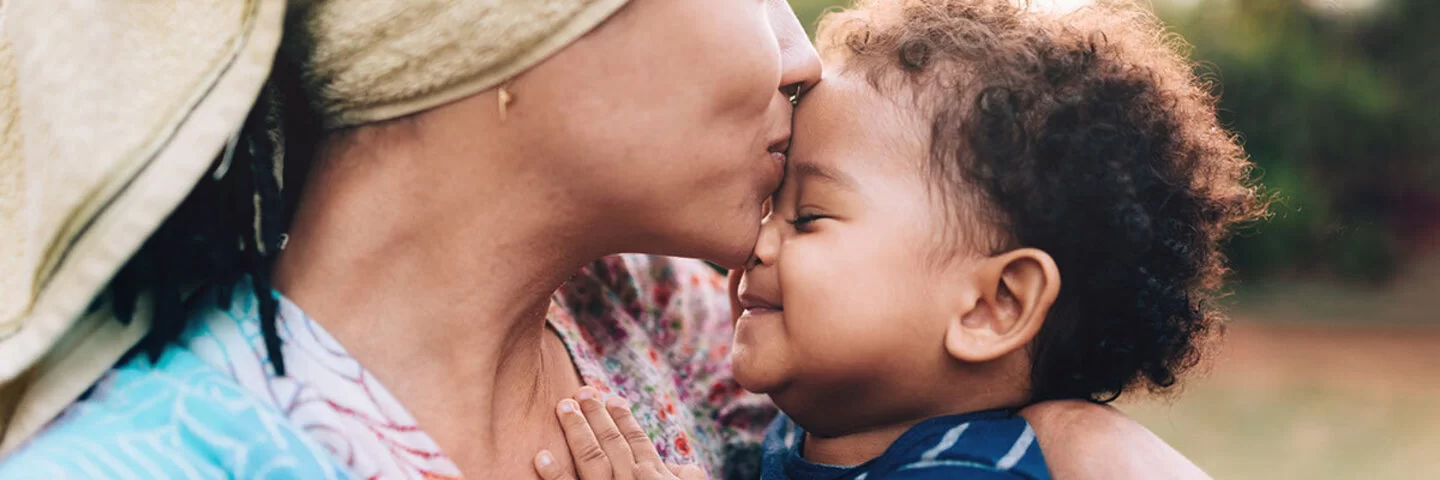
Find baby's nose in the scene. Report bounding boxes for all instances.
[749,215,782,270]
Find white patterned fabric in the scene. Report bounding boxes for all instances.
[185,282,465,478]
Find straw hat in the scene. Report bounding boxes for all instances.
[0,0,627,452]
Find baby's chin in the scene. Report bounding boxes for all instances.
[728,344,789,395]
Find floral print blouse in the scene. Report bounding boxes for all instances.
[552,255,774,478]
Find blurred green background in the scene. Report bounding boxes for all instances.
[787,0,1440,478]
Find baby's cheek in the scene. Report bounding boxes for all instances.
[777,264,835,327]
[784,280,876,350]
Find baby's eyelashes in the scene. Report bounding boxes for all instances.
[787,214,824,233]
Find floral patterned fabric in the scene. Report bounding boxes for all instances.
[552,255,775,479]
[3,255,773,479]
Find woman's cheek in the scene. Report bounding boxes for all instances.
[709,19,783,120]
[709,69,779,124]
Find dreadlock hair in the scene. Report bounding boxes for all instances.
[106,57,320,376]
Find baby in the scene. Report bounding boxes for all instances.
[536,0,1264,478]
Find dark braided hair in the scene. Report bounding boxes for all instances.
[819,0,1268,403]
[108,58,319,376]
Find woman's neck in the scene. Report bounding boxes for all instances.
[272,120,601,475]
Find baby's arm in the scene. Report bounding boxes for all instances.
[1020,401,1211,480]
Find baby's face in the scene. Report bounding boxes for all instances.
[731,73,980,433]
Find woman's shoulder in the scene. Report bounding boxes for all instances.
[0,347,352,479]
[1018,400,1211,480]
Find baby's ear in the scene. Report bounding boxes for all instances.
[944,248,1060,363]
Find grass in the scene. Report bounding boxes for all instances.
[1123,362,1440,479]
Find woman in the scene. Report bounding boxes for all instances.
[0,0,1205,478]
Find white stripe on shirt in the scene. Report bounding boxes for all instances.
[996,423,1036,470]
[920,423,971,461]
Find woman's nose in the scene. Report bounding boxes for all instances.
[768,0,822,95]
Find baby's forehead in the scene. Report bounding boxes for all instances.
[792,73,932,179]
[794,72,1004,248]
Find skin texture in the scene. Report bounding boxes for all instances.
[272,0,819,477]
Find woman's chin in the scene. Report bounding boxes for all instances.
[690,206,766,268]
[715,231,762,267]
[665,219,755,268]
[704,245,752,270]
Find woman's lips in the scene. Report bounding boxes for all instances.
[764,150,787,191]
[770,151,787,163]
[763,135,791,191]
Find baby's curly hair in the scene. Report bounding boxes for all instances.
[817,0,1267,403]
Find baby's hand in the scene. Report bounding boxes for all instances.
[534,387,707,480]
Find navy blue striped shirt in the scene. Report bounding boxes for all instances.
[761,409,1050,479]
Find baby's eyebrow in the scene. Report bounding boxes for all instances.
[793,161,858,191]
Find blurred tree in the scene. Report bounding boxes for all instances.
[1166,0,1440,281]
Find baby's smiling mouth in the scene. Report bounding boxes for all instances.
[738,292,782,315]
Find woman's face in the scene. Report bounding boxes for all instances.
[512,0,821,267]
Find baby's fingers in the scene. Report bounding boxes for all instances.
[606,396,663,467]
[558,399,613,480]
[534,450,576,480]
[578,388,634,478]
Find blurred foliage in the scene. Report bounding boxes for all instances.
[788,0,1440,282]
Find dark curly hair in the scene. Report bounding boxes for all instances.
[817,0,1268,403]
